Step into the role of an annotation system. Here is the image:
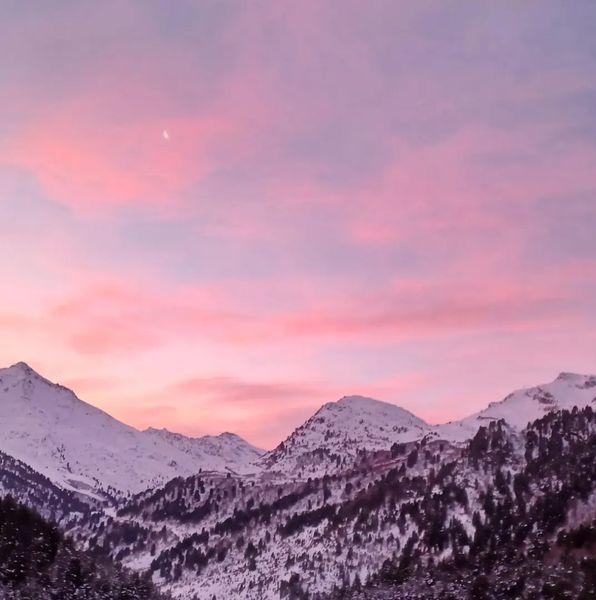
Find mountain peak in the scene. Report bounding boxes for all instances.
[144,426,170,434]
[261,393,430,476]
[336,394,385,407]
[434,370,596,442]
[0,362,51,387]
[11,360,32,369]
[6,361,35,375]
[333,394,428,426]
[555,371,585,382]
[217,431,242,441]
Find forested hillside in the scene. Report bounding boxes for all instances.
[0,495,165,600]
[68,407,595,599]
[344,408,596,599]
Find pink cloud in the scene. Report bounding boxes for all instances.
[277,279,573,342]
[170,377,324,404]
[2,111,237,212]
[112,375,339,448]
[345,126,596,248]
[0,49,277,214]
[109,370,449,448]
[45,277,240,353]
[20,259,588,359]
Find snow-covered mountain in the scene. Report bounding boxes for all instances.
[260,395,430,477]
[0,362,262,496]
[90,404,596,599]
[435,371,596,441]
[259,373,595,477]
[143,428,264,475]
[1,360,593,496]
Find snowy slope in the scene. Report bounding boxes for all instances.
[260,395,430,476]
[143,428,264,475]
[0,362,261,495]
[434,371,596,441]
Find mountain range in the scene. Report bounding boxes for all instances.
[0,362,263,497]
[0,361,594,599]
[1,362,594,496]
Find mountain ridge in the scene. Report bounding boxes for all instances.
[1,361,594,495]
[142,426,265,474]
[0,362,263,495]
[433,370,596,442]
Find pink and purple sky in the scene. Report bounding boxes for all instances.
[1,1,595,448]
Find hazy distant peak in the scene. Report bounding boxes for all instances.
[144,427,257,447]
[142,425,265,470]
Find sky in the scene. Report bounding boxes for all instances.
[1,1,595,448]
